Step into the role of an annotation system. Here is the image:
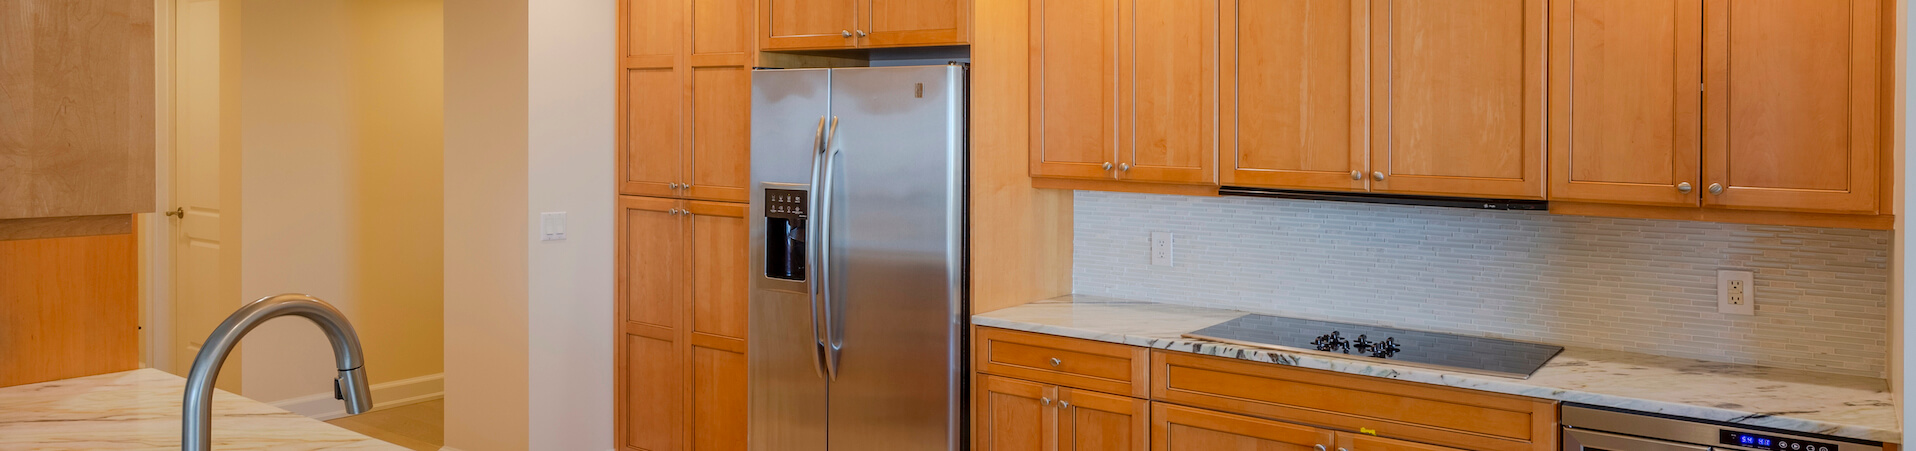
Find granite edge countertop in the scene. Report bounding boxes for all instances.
[0,368,404,450]
[974,295,1901,443]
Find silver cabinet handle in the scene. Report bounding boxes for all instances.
[1050,358,1062,367]
[1315,445,1326,451]
[1372,172,1385,181]
[1058,400,1070,409]
[1677,182,1692,193]
[1102,162,1113,170]
[1339,448,1348,451]
[841,30,852,37]
[668,183,679,189]
[1040,397,1051,405]
[856,30,867,37]
[684,184,693,190]
[1350,171,1362,180]
[1119,163,1130,171]
[1708,183,1724,195]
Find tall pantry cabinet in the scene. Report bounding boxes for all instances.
[618,0,753,447]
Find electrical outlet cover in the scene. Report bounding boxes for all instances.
[1717,270,1754,315]
[1150,232,1173,267]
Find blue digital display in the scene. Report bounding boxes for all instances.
[1721,430,1838,451]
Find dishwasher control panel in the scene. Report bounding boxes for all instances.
[1724,431,1839,451]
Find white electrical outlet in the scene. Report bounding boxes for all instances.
[1718,270,1754,315]
[1150,232,1174,267]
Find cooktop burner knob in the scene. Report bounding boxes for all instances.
[1352,334,1375,354]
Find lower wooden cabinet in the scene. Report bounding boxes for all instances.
[619,196,750,451]
[1153,403,1328,451]
[975,374,1149,451]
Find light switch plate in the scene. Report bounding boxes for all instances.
[1718,270,1754,315]
[1150,232,1173,267]
[540,212,567,241]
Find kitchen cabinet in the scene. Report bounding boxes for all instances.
[1368,0,1546,199]
[761,0,968,50]
[1029,0,1217,186]
[1153,403,1330,451]
[1546,0,1887,222]
[1220,0,1367,192]
[1339,434,1471,451]
[618,196,750,451]
[974,374,1149,451]
[623,0,754,203]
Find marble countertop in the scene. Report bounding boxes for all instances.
[0,369,403,450]
[975,295,1902,443]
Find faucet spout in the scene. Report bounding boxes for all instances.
[182,294,371,451]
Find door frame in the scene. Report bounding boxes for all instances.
[142,0,179,374]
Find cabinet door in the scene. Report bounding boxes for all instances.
[762,0,860,49]
[1221,0,1366,191]
[622,0,685,198]
[1548,0,1702,206]
[687,0,754,203]
[1029,0,1119,180]
[1701,0,1881,213]
[862,0,968,47]
[1337,433,1469,451]
[1118,0,1217,184]
[976,375,1059,451]
[689,201,749,341]
[1152,403,1332,451]
[1060,388,1148,451]
[619,196,686,451]
[1370,0,1545,199]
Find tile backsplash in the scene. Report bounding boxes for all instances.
[1072,191,1892,377]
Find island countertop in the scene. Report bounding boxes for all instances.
[974,295,1901,443]
[0,368,403,450]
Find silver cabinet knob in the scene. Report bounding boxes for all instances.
[1677,182,1692,193]
[1350,170,1362,180]
[1119,163,1131,171]
[841,30,852,37]
[1102,162,1113,170]
[1339,449,1348,451]
[1058,400,1070,409]
[684,184,692,190]
[1372,171,1385,181]
[1315,445,1326,451]
[1708,183,1724,195]
[856,30,867,37]
[669,183,679,189]
[1050,358,1062,367]
[1040,397,1051,405]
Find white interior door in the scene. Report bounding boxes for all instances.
[169,0,237,391]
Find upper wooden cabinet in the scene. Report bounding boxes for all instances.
[1548,0,1886,217]
[1030,0,1218,185]
[1220,0,1367,192]
[1703,0,1882,214]
[761,0,968,50]
[623,0,754,203]
[1548,0,1703,207]
[1369,0,1546,199]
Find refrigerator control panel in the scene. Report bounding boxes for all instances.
[764,189,808,281]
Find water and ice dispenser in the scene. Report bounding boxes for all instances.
[763,188,808,281]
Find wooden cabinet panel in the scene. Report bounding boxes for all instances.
[623,197,684,327]
[626,334,683,451]
[687,67,752,202]
[1153,403,1330,451]
[690,202,748,339]
[1339,434,1469,451]
[976,374,1059,451]
[1029,0,1120,180]
[1702,0,1881,213]
[1117,0,1217,184]
[1221,0,1366,191]
[1061,388,1149,451]
[864,0,968,47]
[1370,0,1545,199]
[762,0,859,49]
[693,0,753,55]
[630,0,685,59]
[624,69,685,198]
[976,326,1151,397]
[691,346,748,451]
[1548,0,1702,206]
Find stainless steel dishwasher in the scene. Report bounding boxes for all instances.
[1562,404,1886,451]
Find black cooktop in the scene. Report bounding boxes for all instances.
[1183,314,1564,379]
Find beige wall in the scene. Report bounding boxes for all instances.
[234,0,445,405]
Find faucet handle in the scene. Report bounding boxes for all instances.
[334,377,344,400]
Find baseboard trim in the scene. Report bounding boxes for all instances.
[273,372,444,420]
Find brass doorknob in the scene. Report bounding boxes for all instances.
[164,207,185,218]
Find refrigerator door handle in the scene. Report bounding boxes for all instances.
[804,115,828,379]
[818,116,843,381]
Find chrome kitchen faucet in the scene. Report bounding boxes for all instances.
[182,294,371,451]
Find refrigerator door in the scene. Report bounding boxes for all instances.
[749,68,832,451]
[823,65,967,451]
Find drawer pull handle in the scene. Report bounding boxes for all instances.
[1314,446,1326,451]
[1049,358,1062,367]
[1040,397,1051,406]
[1058,400,1070,409]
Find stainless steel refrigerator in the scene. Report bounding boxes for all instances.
[748,64,967,451]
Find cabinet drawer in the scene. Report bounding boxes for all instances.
[1152,351,1557,451]
[974,326,1150,397]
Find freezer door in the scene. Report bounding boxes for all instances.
[749,68,831,451]
[822,65,967,451]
